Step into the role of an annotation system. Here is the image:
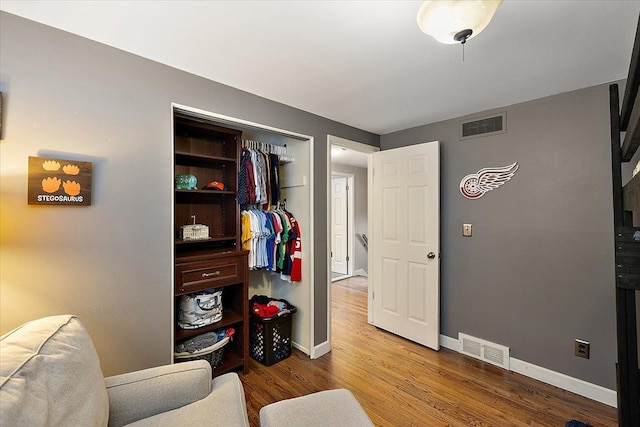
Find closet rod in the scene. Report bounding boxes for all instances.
[242,139,294,163]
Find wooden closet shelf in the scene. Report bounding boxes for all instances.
[175,311,244,342]
[175,189,236,196]
[175,151,236,164]
[175,237,237,245]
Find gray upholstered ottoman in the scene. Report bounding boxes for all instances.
[259,389,373,427]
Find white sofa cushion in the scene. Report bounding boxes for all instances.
[0,314,109,426]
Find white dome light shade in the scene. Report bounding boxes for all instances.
[417,0,502,44]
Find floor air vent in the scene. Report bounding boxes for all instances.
[460,112,506,140]
[459,333,510,370]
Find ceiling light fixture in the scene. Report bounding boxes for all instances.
[417,0,502,45]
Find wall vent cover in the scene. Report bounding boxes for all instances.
[460,112,506,140]
[459,333,510,370]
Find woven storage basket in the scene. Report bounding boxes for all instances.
[174,336,230,369]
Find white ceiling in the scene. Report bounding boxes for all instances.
[1,1,639,136]
[331,145,369,169]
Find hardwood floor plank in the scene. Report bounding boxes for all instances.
[239,278,617,427]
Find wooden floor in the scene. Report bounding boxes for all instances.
[239,277,617,426]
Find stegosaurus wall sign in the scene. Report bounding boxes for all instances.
[28,156,92,205]
[459,162,519,199]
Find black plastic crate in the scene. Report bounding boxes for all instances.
[249,295,297,366]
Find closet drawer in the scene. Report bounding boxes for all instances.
[175,257,242,294]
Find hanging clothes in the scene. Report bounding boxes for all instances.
[269,153,280,204]
[241,148,257,205]
[289,215,302,282]
[237,143,285,209]
[238,149,248,206]
[241,207,302,282]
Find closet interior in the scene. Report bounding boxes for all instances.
[240,128,311,354]
[172,108,312,377]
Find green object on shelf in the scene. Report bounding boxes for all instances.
[175,174,197,190]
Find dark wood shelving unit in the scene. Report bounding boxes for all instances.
[173,111,249,377]
[610,14,640,426]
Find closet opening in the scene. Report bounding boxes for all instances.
[171,103,315,360]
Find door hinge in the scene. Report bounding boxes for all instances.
[330,251,333,258]
[346,255,350,262]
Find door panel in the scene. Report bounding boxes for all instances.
[371,141,440,350]
[381,257,399,314]
[408,262,427,322]
[382,188,399,241]
[331,176,348,275]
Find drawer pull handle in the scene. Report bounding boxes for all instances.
[202,271,221,278]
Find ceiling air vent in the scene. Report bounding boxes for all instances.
[460,112,506,140]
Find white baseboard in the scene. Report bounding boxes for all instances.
[439,334,458,350]
[354,269,368,277]
[292,341,310,356]
[510,358,617,407]
[439,334,617,408]
[309,340,330,359]
[292,340,330,359]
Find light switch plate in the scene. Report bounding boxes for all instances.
[463,223,472,237]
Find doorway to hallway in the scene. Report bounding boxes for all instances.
[324,135,377,358]
[331,173,353,281]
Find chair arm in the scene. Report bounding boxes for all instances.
[104,360,211,427]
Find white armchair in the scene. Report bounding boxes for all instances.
[0,315,249,427]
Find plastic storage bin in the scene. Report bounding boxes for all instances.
[249,295,297,366]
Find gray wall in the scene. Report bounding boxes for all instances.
[0,12,378,376]
[382,83,619,389]
[331,163,368,274]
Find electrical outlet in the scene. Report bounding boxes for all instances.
[463,223,472,237]
[575,339,590,359]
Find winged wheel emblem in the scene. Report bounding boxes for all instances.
[460,162,519,199]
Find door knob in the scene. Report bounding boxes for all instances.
[427,252,436,260]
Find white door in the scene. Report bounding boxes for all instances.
[331,176,348,275]
[371,141,440,350]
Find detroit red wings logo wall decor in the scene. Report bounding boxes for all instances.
[459,162,519,199]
